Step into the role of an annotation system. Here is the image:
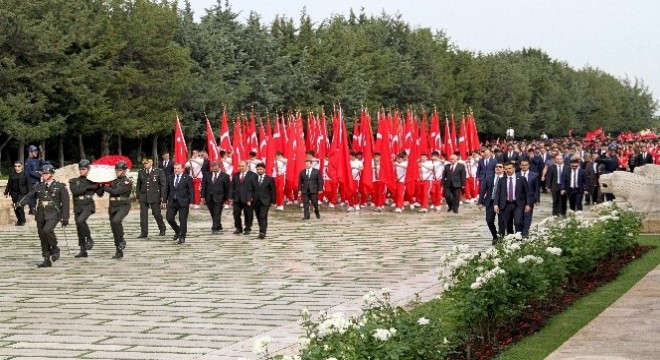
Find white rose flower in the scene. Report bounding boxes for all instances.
[373,328,392,341]
[252,336,271,355]
[417,317,430,325]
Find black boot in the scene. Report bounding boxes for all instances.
[112,249,123,259]
[74,247,88,258]
[117,239,126,250]
[38,257,52,268]
[85,237,94,250]
[51,247,61,262]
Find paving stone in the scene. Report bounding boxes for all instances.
[0,197,557,358]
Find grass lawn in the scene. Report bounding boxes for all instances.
[496,235,660,360]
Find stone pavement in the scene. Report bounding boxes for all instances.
[545,265,660,360]
[0,199,555,359]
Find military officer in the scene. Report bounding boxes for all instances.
[103,161,133,259]
[24,144,45,214]
[69,160,104,258]
[19,164,70,268]
[136,157,167,238]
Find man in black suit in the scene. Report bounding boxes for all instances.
[584,153,603,205]
[638,146,654,166]
[494,162,532,235]
[201,161,230,234]
[476,149,496,182]
[161,152,174,177]
[503,144,521,171]
[231,160,258,235]
[164,163,194,244]
[136,157,167,238]
[253,163,276,239]
[518,159,540,237]
[478,162,505,244]
[442,154,466,213]
[561,159,587,212]
[298,159,323,220]
[546,154,568,217]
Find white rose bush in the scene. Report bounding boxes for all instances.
[257,202,642,360]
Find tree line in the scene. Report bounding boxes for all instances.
[0,0,657,171]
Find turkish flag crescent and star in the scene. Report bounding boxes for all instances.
[174,116,188,164]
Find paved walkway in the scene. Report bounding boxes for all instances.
[4,199,546,360]
[545,265,660,360]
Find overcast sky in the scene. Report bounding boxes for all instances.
[188,0,659,110]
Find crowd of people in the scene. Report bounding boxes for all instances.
[3,135,660,267]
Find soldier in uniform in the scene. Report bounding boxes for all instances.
[69,160,104,258]
[18,164,70,268]
[24,144,45,214]
[136,157,167,238]
[102,161,133,259]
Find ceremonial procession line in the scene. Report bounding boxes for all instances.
[2,198,549,359]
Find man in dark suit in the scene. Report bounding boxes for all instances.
[201,161,230,234]
[476,149,496,182]
[478,162,505,244]
[494,162,532,235]
[584,153,603,205]
[253,163,276,239]
[561,159,587,212]
[518,159,540,237]
[502,144,521,170]
[538,147,550,192]
[231,160,258,235]
[164,163,194,244]
[136,157,167,238]
[546,154,568,216]
[298,159,323,220]
[161,152,174,177]
[442,154,466,213]
[638,146,654,166]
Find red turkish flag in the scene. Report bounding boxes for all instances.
[458,114,468,159]
[419,113,429,156]
[360,111,374,196]
[174,116,188,164]
[219,109,231,152]
[232,118,245,172]
[443,117,453,158]
[205,116,219,163]
[450,114,458,155]
[405,125,420,198]
[430,110,442,153]
[375,113,396,193]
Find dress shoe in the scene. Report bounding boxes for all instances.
[137,234,148,239]
[453,210,459,214]
[159,230,166,236]
[74,250,88,258]
[243,230,251,236]
[447,207,452,212]
[258,233,266,239]
[315,212,320,219]
[38,258,52,268]
[302,217,310,220]
[177,238,186,244]
[51,247,61,262]
[233,229,242,235]
[492,237,498,245]
[172,234,180,241]
[85,237,94,250]
[211,230,219,235]
[117,240,126,250]
[112,251,123,259]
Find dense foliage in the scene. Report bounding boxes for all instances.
[0,0,657,165]
[255,203,642,360]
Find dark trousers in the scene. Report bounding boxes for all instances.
[253,201,270,234]
[233,201,253,231]
[588,186,601,204]
[522,203,534,236]
[551,188,567,216]
[500,202,524,235]
[444,186,461,213]
[568,189,583,211]
[10,193,26,224]
[36,219,58,257]
[302,191,319,218]
[139,202,166,235]
[206,200,224,231]
[166,202,189,238]
[74,207,93,246]
[485,203,502,240]
[109,205,130,247]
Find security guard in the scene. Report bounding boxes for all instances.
[136,157,166,237]
[597,143,620,201]
[24,144,45,214]
[103,161,133,259]
[69,160,104,258]
[19,164,70,268]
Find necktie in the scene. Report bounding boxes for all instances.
[573,170,577,188]
[485,158,489,167]
[451,165,455,173]
[557,165,562,184]
[259,176,263,184]
[212,172,217,182]
[492,176,499,197]
[240,172,245,182]
[174,175,180,187]
[307,170,310,178]
[523,172,527,179]
[164,161,168,168]
[508,177,514,201]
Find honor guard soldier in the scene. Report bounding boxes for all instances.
[136,157,167,238]
[24,144,45,214]
[103,161,133,259]
[19,164,70,268]
[69,160,104,258]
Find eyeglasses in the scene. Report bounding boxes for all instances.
[495,165,504,168]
